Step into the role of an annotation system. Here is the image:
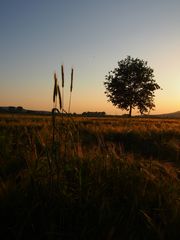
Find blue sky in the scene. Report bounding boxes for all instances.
[0,0,180,114]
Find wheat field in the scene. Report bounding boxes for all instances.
[0,113,180,239]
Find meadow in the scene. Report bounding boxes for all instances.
[0,113,180,239]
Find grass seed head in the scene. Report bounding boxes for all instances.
[70,68,73,92]
[57,85,62,110]
[61,65,64,88]
[53,72,58,103]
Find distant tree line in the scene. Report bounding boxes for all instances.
[82,112,106,117]
[0,106,50,115]
[0,106,25,113]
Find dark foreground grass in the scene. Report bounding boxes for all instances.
[0,115,180,239]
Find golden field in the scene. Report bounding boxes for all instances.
[0,113,180,239]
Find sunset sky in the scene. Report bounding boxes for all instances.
[0,0,180,115]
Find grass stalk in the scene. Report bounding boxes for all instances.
[53,72,58,108]
[61,65,64,112]
[68,68,74,113]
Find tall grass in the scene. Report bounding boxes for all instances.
[0,119,180,239]
[68,68,74,114]
[61,65,64,111]
[0,73,180,239]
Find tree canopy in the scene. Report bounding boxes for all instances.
[104,56,161,116]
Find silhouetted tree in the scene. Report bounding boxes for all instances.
[104,56,161,117]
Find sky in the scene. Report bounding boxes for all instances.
[0,0,180,115]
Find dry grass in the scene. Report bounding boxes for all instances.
[0,114,180,239]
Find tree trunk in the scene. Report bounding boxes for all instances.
[129,105,132,117]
